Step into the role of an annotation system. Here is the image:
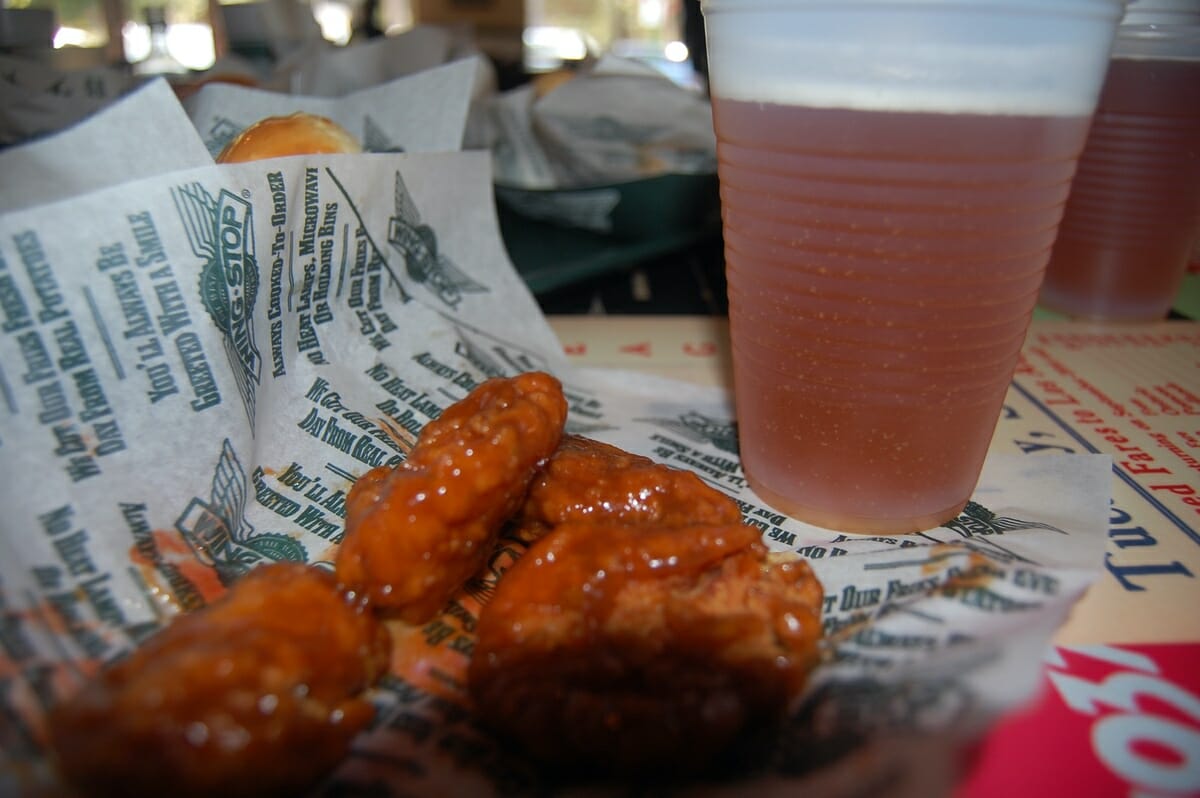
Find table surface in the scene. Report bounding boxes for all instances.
[546,314,1200,649]
[546,312,1200,796]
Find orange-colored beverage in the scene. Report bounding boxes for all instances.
[1041,56,1200,321]
[713,99,1093,533]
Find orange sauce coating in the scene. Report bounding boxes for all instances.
[514,434,743,541]
[336,371,568,623]
[469,521,824,772]
[48,563,390,798]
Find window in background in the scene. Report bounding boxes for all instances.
[5,0,690,71]
[2,0,109,49]
[310,0,353,44]
[523,0,609,70]
[523,0,690,83]
[376,0,412,35]
[377,0,690,80]
[0,0,222,70]
[609,0,693,87]
[123,0,216,71]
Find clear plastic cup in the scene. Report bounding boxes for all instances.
[701,0,1125,534]
[1040,0,1200,322]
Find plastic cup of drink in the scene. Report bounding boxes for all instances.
[700,0,1124,534]
[1041,0,1200,322]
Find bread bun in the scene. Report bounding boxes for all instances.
[532,69,576,98]
[172,72,259,101]
[217,113,361,163]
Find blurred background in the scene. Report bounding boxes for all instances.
[0,0,726,316]
[0,0,699,86]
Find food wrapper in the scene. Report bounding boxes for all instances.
[0,54,481,216]
[218,0,324,65]
[0,72,1111,796]
[488,54,717,190]
[485,55,719,237]
[0,79,213,215]
[278,24,493,100]
[0,53,134,147]
[183,57,485,158]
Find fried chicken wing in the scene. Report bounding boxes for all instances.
[336,371,568,623]
[513,434,743,542]
[48,562,391,798]
[468,521,824,773]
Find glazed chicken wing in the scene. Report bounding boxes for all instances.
[468,520,824,773]
[336,371,568,623]
[513,434,743,542]
[48,562,391,798]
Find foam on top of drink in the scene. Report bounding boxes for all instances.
[703,2,1124,116]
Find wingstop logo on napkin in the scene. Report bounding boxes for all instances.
[386,172,486,310]
[171,182,262,424]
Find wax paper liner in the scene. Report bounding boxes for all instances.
[0,148,1109,796]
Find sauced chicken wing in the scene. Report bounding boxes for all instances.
[336,371,568,623]
[468,521,824,773]
[48,562,390,798]
[513,434,743,542]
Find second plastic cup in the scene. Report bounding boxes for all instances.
[701,0,1124,534]
[1040,0,1200,322]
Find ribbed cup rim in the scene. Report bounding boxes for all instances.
[1122,0,1200,26]
[1117,0,1200,54]
[702,0,1126,19]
